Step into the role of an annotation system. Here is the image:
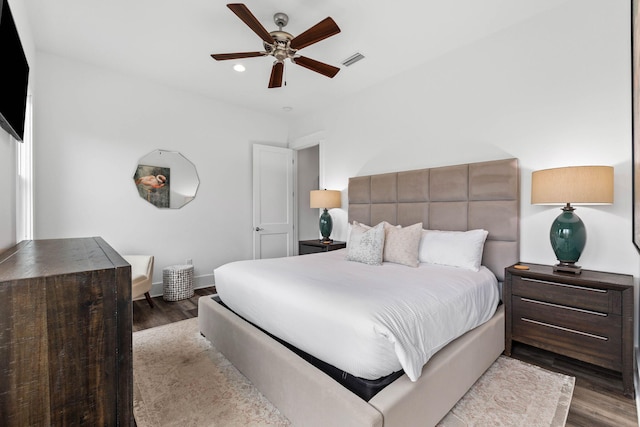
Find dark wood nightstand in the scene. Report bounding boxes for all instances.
[298,239,346,255]
[504,263,635,398]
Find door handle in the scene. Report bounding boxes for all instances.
[255,227,264,232]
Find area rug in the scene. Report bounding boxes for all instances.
[133,318,575,427]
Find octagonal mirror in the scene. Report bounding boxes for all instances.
[133,149,199,209]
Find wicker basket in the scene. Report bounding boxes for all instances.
[162,264,194,301]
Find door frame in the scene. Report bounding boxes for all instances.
[290,132,326,255]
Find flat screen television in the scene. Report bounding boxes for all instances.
[0,0,29,142]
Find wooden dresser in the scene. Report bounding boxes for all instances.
[504,263,634,398]
[0,238,133,425]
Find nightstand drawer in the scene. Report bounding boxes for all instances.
[300,245,325,255]
[511,275,615,314]
[512,296,619,339]
[512,309,622,371]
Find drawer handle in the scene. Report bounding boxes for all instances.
[521,318,609,341]
[520,298,607,317]
[520,278,607,293]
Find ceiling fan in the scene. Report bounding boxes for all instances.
[211,3,341,88]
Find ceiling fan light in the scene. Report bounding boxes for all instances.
[233,64,246,72]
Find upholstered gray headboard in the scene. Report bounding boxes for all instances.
[348,158,519,282]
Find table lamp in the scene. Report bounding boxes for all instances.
[531,165,614,274]
[310,189,341,243]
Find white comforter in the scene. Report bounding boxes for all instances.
[214,249,499,381]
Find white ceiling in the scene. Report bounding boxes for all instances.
[23,0,567,118]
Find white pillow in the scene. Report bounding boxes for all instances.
[346,222,385,265]
[383,222,423,267]
[418,229,489,271]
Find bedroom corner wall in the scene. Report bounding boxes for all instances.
[33,52,289,295]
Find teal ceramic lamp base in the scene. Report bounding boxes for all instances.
[550,204,586,274]
[319,208,333,243]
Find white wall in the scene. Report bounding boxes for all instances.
[33,52,289,294]
[291,0,638,277]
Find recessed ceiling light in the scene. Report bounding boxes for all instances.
[233,64,246,72]
[282,106,293,112]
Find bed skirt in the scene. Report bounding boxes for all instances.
[198,296,505,427]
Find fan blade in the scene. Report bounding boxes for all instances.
[268,62,284,88]
[211,52,265,60]
[227,3,273,45]
[290,17,340,50]
[293,56,340,78]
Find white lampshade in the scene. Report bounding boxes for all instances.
[531,166,614,205]
[310,190,341,209]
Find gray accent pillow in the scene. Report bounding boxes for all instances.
[346,222,385,265]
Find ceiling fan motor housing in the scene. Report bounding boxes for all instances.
[264,30,295,61]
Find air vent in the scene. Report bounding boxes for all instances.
[341,52,365,67]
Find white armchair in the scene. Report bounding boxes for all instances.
[123,255,155,308]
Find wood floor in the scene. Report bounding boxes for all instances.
[132,287,638,427]
[132,287,217,332]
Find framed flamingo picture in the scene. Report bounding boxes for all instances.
[134,164,170,208]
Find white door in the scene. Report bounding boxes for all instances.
[253,144,294,259]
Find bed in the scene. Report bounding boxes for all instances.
[199,158,519,426]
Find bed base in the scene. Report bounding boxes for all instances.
[198,296,504,427]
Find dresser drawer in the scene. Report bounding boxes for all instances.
[511,275,618,314]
